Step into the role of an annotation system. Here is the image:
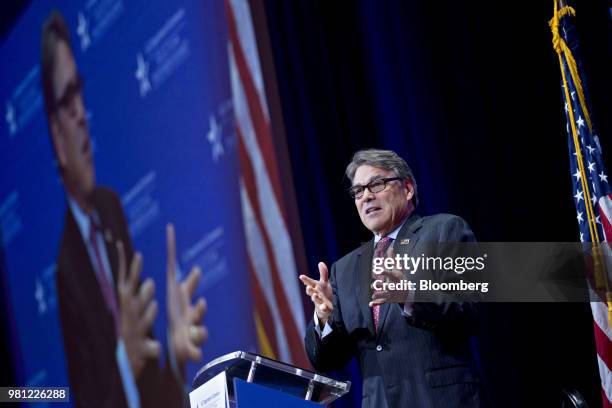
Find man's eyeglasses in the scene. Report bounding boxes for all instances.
[348,177,402,200]
[53,74,84,114]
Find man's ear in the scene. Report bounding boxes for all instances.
[405,180,414,201]
[50,116,67,168]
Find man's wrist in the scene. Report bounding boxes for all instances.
[316,313,330,328]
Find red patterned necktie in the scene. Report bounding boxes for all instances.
[372,236,393,332]
[89,218,120,333]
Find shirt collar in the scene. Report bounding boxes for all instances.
[374,216,408,244]
[68,196,100,241]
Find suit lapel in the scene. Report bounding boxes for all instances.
[357,239,376,336]
[92,190,121,291]
[64,208,98,282]
[63,208,116,331]
[376,214,423,339]
[101,223,119,289]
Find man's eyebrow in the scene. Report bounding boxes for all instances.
[352,175,385,187]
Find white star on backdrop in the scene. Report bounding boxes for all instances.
[207,114,224,162]
[77,12,91,51]
[576,115,585,128]
[135,53,151,98]
[573,169,581,181]
[5,101,16,135]
[577,211,584,223]
[35,279,47,315]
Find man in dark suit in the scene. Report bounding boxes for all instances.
[300,149,481,408]
[41,11,207,407]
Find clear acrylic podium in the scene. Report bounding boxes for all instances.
[192,351,351,406]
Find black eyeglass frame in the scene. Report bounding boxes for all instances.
[348,177,403,199]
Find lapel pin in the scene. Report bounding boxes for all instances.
[400,239,410,245]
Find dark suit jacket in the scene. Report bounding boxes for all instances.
[56,187,183,408]
[305,213,482,408]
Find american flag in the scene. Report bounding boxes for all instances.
[225,0,310,367]
[551,2,612,405]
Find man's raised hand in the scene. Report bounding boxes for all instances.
[166,224,208,369]
[116,240,161,379]
[299,262,334,327]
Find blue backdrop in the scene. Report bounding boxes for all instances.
[0,0,256,397]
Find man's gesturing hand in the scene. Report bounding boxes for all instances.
[369,267,406,307]
[299,262,334,328]
[116,240,161,379]
[166,224,208,369]
[369,246,408,307]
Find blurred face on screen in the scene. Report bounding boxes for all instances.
[49,40,95,205]
[353,165,414,236]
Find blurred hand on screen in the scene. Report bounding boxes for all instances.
[116,240,161,379]
[166,223,208,369]
[299,262,334,327]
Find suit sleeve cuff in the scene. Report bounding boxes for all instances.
[116,339,141,408]
[167,329,184,382]
[313,311,333,339]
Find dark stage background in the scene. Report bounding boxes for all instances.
[2,0,612,407]
[262,1,612,407]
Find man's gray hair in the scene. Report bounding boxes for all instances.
[345,149,418,207]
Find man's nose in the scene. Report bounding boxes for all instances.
[363,189,376,201]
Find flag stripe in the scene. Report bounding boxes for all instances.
[228,0,270,123]
[226,0,286,217]
[598,354,612,405]
[594,314,612,373]
[593,301,612,342]
[254,311,276,358]
[227,0,309,367]
[239,179,292,361]
[247,256,280,358]
[598,198,612,243]
[237,134,307,365]
[227,1,306,339]
[232,67,306,339]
